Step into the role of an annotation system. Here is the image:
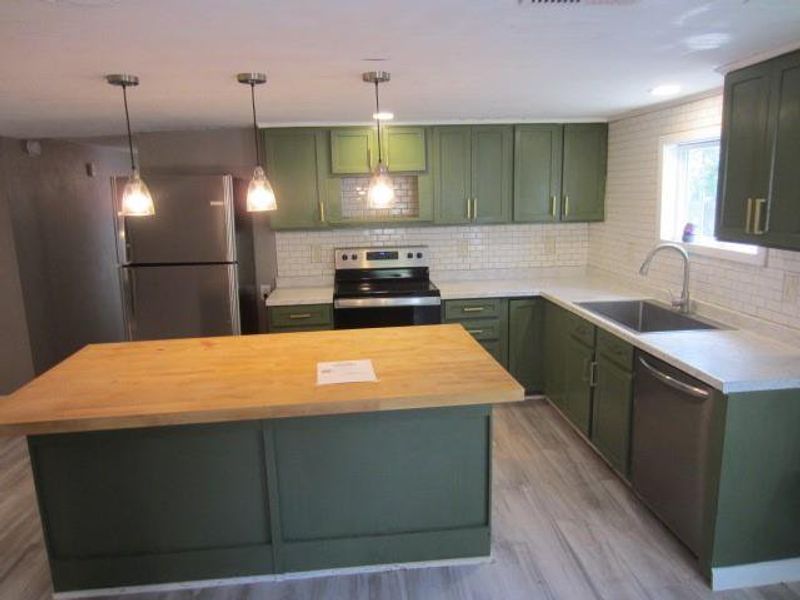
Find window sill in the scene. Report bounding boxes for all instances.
[662,239,767,266]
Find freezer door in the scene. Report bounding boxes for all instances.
[114,175,235,265]
[121,264,240,341]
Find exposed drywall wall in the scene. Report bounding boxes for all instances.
[590,94,800,331]
[0,140,34,393]
[2,138,127,374]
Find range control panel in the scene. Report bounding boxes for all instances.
[334,246,430,270]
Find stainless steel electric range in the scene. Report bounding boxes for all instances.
[332,246,442,329]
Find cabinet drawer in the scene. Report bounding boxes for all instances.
[445,298,503,320]
[268,304,333,330]
[597,329,633,371]
[565,311,596,347]
[457,318,502,341]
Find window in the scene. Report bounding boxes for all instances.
[659,128,765,265]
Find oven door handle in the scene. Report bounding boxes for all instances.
[334,297,441,309]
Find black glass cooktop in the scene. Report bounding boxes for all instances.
[334,279,440,299]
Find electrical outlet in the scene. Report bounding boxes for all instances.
[543,234,556,256]
[782,273,800,304]
[458,239,469,258]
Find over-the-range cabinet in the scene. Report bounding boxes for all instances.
[113,174,257,341]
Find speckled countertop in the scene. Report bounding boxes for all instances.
[265,273,800,394]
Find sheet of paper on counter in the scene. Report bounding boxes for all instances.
[316,359,378,385]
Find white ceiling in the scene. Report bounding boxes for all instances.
[0,0,799,138]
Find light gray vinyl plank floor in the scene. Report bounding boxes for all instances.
[2,398,799,600]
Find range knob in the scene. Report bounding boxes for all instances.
[417,252,423,259]
[351,253,358,260]
[341,254,348,260]
[407,252,414,259]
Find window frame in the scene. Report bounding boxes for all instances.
[657,127,767,266]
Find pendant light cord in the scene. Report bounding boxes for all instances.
[121,84,136,172]
[250,83,261,167]
[374,81,383,164]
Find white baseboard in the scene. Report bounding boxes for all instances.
[53,555,491,599]
[712,556,800,591]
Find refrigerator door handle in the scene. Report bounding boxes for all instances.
[222,175,237,263]
[121,268,137,340]
[228,264,241,335]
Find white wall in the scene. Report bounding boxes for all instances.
[590,94,800,331]
[276,223,588,281]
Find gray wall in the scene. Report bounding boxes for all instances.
[0,142,35,393]
[1,137,127,375]
[134,128,277,329]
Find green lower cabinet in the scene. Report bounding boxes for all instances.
[508,298,544,393]
[444,298,508,368]
[544,301,569,411]
[267,304,333,332]
[563,335,595,435]
[590,353,633,477]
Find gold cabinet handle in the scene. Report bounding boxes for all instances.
[745,197,754,234]
[289,313,312,320]
[466,329,484,335]
[550,195,557,218]
[466,197,472,220]
[563,195,570,218]
[473,197,478,221]
[319,199,326,223]
[367,146,372,170]
[589,361,598,387]
[753,197,767,235]
[462,306,485,313]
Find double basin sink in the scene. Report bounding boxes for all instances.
[577,300,722,333]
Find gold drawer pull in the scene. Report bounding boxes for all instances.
[466,329,484,335]
[462,306,485,313]
[289,313,312,320]
[745,197,754,234]
[753,197,767,235]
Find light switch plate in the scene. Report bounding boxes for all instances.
[543,233,556,256]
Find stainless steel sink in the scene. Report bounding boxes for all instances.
[577,300,722,333]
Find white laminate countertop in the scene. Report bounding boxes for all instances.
[265,273,800,394]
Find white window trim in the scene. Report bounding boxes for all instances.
[657,127,767,267]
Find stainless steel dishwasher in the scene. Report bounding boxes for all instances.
[631,351,716,556]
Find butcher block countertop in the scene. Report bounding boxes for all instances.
[0,324,524,436]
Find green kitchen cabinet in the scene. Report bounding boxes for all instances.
[717,49,800,250]
[543,301,569,411]
[563,333,595,435]
[513,125,563,223]
[433,126,513,224]
[444,298,508,368]
[330,128,375,175]
[267,304,333,332]
[591,338,634,477]
[561,124,607,222]
[508,298,544,393]
[263,129,328,229]
[385,127,427,172]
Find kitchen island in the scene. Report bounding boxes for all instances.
[0,325,524,594]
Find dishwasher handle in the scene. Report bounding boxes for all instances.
[637,356,711,400]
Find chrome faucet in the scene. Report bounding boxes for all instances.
[639,243,691,314]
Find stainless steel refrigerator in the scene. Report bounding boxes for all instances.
[113,174,257,341]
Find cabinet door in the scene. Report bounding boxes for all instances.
[760,52,800,250]
[513,125,563,223]
[561,124,607,222]
[716,61,774,243]
[385,127,427,172]
[544,302,567,411]
[264,129,325,229]
[508,298,544,393]
[591,354,633,477]
[471,126,513,224]
[433,127,473,224]
[330,128,375,174]
[564,336,594,436]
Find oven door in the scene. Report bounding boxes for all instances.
[333,297,442,329]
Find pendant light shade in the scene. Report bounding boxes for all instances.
[238,72,277,212]
[106,74,155,217]
[363,71,394,209]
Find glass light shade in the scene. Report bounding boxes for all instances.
[367,162,395,209]
[121,170,155,217]
[247,166,277,212]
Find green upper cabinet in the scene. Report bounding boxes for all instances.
[508,298,544,393]
[433,125,513,224]
[717,49,800,250]
[263,128,327,230]
[513,125,563,223]
[561,124,607,222]
[330,128,375,175]
[384,127,427,172]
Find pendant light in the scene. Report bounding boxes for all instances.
[363,71,394,209]
[237,73,277,212]
[106,74,155,217]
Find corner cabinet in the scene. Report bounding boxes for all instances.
[717,49,800,250]
[508,298,544,393]
[433,126,513,225]
[514,123,607,223]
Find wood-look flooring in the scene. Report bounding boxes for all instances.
[2,398,799,600]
